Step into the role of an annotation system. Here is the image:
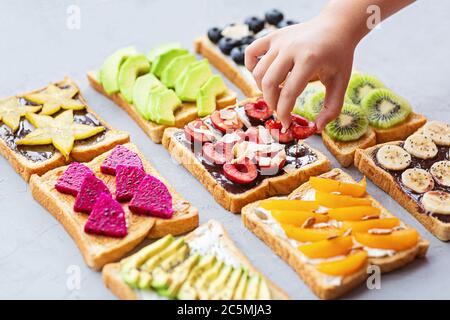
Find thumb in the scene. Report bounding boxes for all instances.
[315,76,348,132]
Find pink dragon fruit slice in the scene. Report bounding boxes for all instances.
[55,162,94,196]
[129,174,173,219]
[74,174,111,213]
[100,145,144,176]
[115,164,146,202]
[84,193,127,238]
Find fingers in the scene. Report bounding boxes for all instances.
[244,37,270,72]
[251,49,278,90]
[315,76,348,132]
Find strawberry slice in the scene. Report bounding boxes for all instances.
[244,98,273,120]
[184,119,214,144]
[223,159,258,184]
[210,109,243,133]
[202,141,233,165]
[265,119,294,143]
[290,114,317,139]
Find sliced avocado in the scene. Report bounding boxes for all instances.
[196,260,224,300]
[122,268,141,288]
[197,75,227,117]
[175,59,213,102]
[147,42,181,63]
[145,86,167,121]
[244,274,260,300]
[177,255,217,300]
[137,271,153,290]
[161,53,197,88]
[141,238,185,272]
[100,46,137,94]
[118,54,150,103]
[257,277,272,300]
[151,48,189,78]
[207,264,233,297]
[151,245,189,290]
[154,89,182,125]
[214,267,243,300]
[233,270,249,299]
[159,254,201,298]
[132,73,163,117]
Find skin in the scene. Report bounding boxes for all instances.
[245,0,416,131]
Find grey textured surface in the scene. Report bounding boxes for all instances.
[0,0,449,300]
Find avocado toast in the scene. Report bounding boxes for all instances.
[102,220,288,300]
[87,44,237,144]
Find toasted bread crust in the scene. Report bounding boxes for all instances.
[241,168,429,299]
[29,143,199,269]
[355,143,450,241]
[372,112,427,143]
[0,76,130,181]
[87,71,237,144]
[102,220,289,300]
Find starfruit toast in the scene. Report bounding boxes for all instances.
[0,77,129,181]
[102,220,288,300]
[242,168,428,299]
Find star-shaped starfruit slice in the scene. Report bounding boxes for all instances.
[23,84,85,115]
[0,97,41,132]
[16,110,105,160]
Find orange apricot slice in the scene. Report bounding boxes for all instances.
[298,236,353,259]
[281,224,343,243]
[327,206,381,221]
[354,229,419,251]
[259,199,319,212]
[315,191,372,208]
[309,176,366,197]
[316,251,368,276]
[342,218,400,233]
[271,210,329,225]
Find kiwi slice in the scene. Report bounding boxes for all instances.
[361,88,411,129]
[303,91,325,121]
[345,73,385,105]
[325,104,369,142]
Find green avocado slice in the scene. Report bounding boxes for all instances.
[197,75,227,117]
[147,42,181,63]
[233,270,249,299]
[175,59,213,102]
[161,53,197,88]
[132,73,163,118]
[145,86,168,121]
[153,89,182,125]
[151,48,189,78]
[118,54,150,103]
[100,46,137,95]
[244,274,260,299]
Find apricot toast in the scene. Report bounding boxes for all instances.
[0,77,129,181]
[242,168,429,299]
[162,98,331,213]
[87,44,236,144]
[103,220,288,300]
[355,121,450,241]
[30,143,199,269]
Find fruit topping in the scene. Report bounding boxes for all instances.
[129,175,173,219]
[55,162,94,196]
[298,236,353,259]
[259,199,319,211]
[240,35,256,45]
[265,9,284,25]
[118,54,151,103]
[184,119,215,144]
[270,210,329,225]
[316,251,368,276]
[327,206,381,221]
[115,165,146,202]
[430,160,450,187]
[259,149,286,175]
[207,27,223,44]
[404,134,438,159]
[354,229,419,251]
[277,19,298,28]
[421,191,450,215]
[100,46,138,94]
[401,168,434,193]
[341,218,400,233]
[223,159,258,184]
[422,121,450,146]
[74,174,111,213]
[265,119,293,143]
[281,224,343,243]
[290,114,317,139]
[202,141,233,165]
[218,37,241,55]
[244,16,265,33]
[101,145,144,176]
[376,145,411,171]
[315,190,372,208]
[16,110,105,160]
[244,99,272,121]
[230,45,246,65]
[324,104,369,142]
[345,73,385,105]
[84,193,127,238]
[221,23,250,40]
[309,176,366,197]
[303,91,324,121]
[197,75,227,117]
[211,109,243,133]
[0,97,41,132]
[24,84,84,115]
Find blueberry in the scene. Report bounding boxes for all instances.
[244,16,265,33]
[218,37,241,55]
[265,9,284,25]
[230,45,246,65]
[277,19,298,28]
[207,27,223,44]
[240,35,255,45]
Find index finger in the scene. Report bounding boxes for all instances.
[244,37,270,72]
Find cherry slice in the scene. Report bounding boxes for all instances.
[210,110,243,133]
[223,159,258,184]
[290,114,317,140]
[184,119,214,144]
[202,142,233,165]
[244,98,273,121]
[265,119,294,143]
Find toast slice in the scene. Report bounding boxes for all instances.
[87,71,237,144]
[371,112,427,143]
[29,142,199,269]
[0,77,129,181]
[102,219,289,300]
[355,141,450,241]
[242,168,429,299]
[195,36,261,98]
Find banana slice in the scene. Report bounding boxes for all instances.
[401,168,434,193]
[423,121,450,146]
[403,134,438,159]
[430,160,450,187]
[376,145,411,170]
[422,191,450,215]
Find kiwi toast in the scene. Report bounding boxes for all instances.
[102,219,289,300]
[242,168,429,299]
[0,77,129,181]
[30,142,199,269]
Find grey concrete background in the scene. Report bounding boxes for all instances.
[0,0,449,299]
